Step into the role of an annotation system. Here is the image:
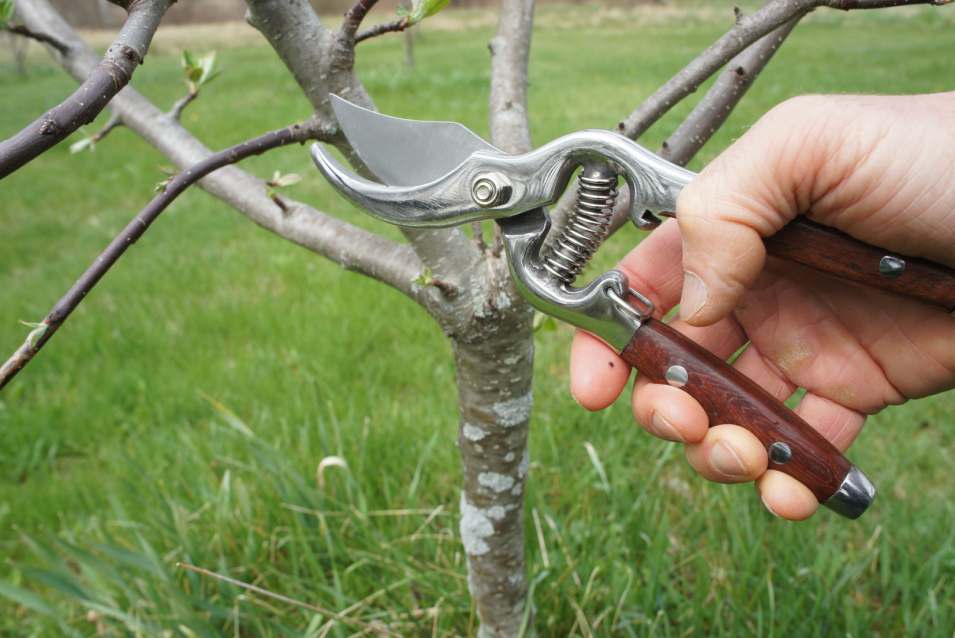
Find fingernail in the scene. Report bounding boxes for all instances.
[650,412,683,442]
[761,494,782,518]
[679,271,708,322]
[711,440,748,478]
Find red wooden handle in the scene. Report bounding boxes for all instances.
[766,216,955,311]
[621,318,874,518]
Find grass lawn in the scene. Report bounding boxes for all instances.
[1,4,954,636]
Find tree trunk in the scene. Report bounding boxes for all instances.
[453,268,535,637]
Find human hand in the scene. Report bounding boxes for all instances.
[571,93,955,520]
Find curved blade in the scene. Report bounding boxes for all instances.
[330,94,500,187]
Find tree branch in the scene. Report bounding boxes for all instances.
[0,0,173,179]
[169,88,198,121]
[660,9,802,166]
[617,0,947,141]
[341,0,380,41]
[244,0,482,321]
[355,17,410,43]
[0,121,327,390]
[92,113,123,143]
[4,23,68,54]
[3,0,433,387]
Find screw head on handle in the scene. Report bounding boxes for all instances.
[665,364,688,387]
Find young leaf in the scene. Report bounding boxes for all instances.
[0,0,16,27]
[267,171,302,189]
[180,49,196,72]
[180,50,219,91]
[18,321,48,348]
[413,267,435,287]
[407,0,450,25]
[196,51,218,86]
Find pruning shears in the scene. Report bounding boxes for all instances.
[311,96,955,519]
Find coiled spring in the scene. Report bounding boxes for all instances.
[543,163,618,286]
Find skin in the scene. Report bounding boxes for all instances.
[571,93,955,520]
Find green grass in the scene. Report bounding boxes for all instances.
[2,4,955,636]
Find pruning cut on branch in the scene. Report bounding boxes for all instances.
[0,0,174,179]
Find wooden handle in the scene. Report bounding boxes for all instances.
[621,318,874,518]
[766,216,955,311]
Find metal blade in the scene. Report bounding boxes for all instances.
[330,94,500,187]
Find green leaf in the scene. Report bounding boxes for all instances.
[18,320,48,348]
[407,0,450,25]
[0,580,56,617]
[180,49,196,71]
[181,50,219,88]
[196,51,217,86]
[0,0,16,27]
[413,266,434,287]
[267,171,302,189]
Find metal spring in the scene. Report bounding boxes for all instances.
[543,164,618,286]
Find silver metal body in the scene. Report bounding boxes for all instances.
[311,96,691,350]
[310,96,875,520]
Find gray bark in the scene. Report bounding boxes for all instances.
[454,1,537,635]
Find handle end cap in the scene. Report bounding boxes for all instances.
[824,466,876,519]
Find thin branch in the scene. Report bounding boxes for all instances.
[660,10,802,166]
[4,24,67,54]
[0,121,324,390]
[341,0,380,41]
[355,17,410,43]
[92,113,123,143]
[169,88,198,121]
[0,0,173,179]
[617,0,947,141]
[176,563,398,636]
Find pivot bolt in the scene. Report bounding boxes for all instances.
[471,172,512,208]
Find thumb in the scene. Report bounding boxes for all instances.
[675,97,828,326]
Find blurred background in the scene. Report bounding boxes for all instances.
[2,1,954,635]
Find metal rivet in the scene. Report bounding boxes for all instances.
[665,365,688,388]
[471,172,512,208]
[879,255,905,278]
[768,441,792,465]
